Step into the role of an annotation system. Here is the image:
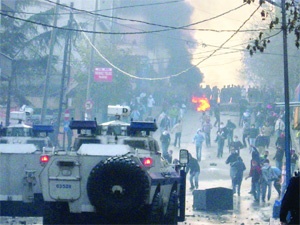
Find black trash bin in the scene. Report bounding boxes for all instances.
[193,187,233,210]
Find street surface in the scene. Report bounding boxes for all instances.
[154,109,281,225]
[0,108,283,225]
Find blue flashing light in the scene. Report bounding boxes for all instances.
[129,121,157,134]
[33,125,54,133]
[69,120,97,133]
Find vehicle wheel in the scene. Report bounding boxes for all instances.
[148,192,164,224]
[164,190,178,225]
[87,156,150,222]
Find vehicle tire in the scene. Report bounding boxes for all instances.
[148,192,164,224]
[87,156,150,221]
[164,190,178,225]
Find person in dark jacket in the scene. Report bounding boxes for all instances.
[226,148,239,192]
[215,123,227,158]
[248,124,259,152]
[276,132,285,149]
[274,133,285,170]
[290,149,299,177]
[226,148,239,165]
[251,146,261,165]
[280,172,299,225]
[231,156,246,196]
[245,159,262,202]
[273,146,285,171]
[225,119,236,148]
[247,146,261,195]
[229,135,244,155]
[255,134,268,155]
[186,153,200,190]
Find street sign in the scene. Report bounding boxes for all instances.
[85,100,93,110]
[64,109,70,121]
[64,121,70,132]
[94,67,112,82]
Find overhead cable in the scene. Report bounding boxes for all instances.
[76,4,262,81]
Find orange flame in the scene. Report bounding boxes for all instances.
[192,96,211,112]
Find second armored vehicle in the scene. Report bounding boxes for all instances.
[39,105,189,224]
[0,121,54,217]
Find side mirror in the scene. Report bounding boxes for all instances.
[179,149,189,166]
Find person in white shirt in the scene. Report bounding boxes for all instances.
[275,116,285,138]
[147,95,155,116]
[171,119,182,148]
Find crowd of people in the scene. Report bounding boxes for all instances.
[125,86,298,224]
[225,106,298,204]
[190,97,299,223]
[198,84,279,105]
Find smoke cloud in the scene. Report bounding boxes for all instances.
[117,0,203,85]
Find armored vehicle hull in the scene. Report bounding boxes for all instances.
[0,123,54,217]
[38,106,189,224]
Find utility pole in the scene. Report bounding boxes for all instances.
[85,0,98,120]
[280,0,291,183]
[41,0,59,125]
[264,0,291,182]
[5,68,12,126]
[57,2,73,149]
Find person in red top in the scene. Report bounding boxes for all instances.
[245,159,262,202]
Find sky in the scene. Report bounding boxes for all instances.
[186,0,267,87]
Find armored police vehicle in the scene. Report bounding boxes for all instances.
[0,121,54,217]
[39,105,189,225]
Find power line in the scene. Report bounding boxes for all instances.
[189,5,262,69]
[97,0,184,12]
[77,4,262,81]
[0,9,279,35]
[43,0,197,30]
[2,0,184,16]
[43,0,258,32]
[0,0,275,36]
[2,2,282,81]
[0,6,279,69]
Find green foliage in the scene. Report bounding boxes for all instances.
[1,0,79,109]
[0,0,60,106]
[73,36,138,114]
[0,2,54,58]
[245,0,300,55]
[243,0,300,92]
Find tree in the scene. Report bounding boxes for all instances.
[243,0,300,91]
[245,0,300,53]
[72,36,138,120]
[0,0,57,106]
[0,0,76,109]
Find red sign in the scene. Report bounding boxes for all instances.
[64,109,70,121]
[94,68,112,82]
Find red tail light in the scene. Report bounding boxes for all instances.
[142,157,153,167]
[40,155,50,163]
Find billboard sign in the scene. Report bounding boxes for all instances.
[94,67,112,82]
